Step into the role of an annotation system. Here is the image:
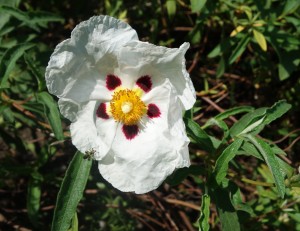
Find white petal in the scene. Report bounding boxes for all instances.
[70,100,117,160]
[45,15,138,116]
[98,80,190,193]
[58,98,80,122]
[117,41,196,110]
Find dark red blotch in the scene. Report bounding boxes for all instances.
[106,74,121,90]
[122,125,139,140]
[136,75,152,93]
[96,103,109,119]
[147,104,161,118]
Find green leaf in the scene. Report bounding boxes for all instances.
[190,0,207,13]
[253,29,267,51]
[0,5,38,31]
[213,138,243,185]
[228,181,254,215]
[51,151,92,231]
[68,213,78,231]
[214,106,254,121]
[280,0,300,17]
[216,56,225,78]
[240,141,293,178]
[166,0,176,20]
[250,100,291,135]
[239,116,265,135]
[230,108,267,137]
[267,29,300,80]
[230,100,291,137]
[0,6,63,31]
[24,52,46,91]
[0,43,34,88]
[246,135,285,198]
[27,172,42,227]
[277,158,294,179]
[187,23,202,44]
[184,118,216,153]
[199,194,210,231]
[22,102,45,116]
[262,100,291,126]
[27,11,64,28]
[37,92,64,140]
[210,186,241,231]
[0,1,20,30]
[229,34,251,64]
[0,0,20,6]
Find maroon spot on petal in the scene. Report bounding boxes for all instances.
[122,124,139,140]
[96,103,109,119]
[147,104,161,118]
[136,75,152,93]
[106,74,122,90]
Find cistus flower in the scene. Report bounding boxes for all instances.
[45,15,196,194]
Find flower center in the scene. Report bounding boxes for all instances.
[110,89,147,125]
[121,102,133,114]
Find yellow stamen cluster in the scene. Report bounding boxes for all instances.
[110,89,147,125]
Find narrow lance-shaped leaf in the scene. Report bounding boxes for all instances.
[0,5,39,31]
[214,106,254,121]
[246,135,285,198]
[199,194,210,231]
[228,181,254,215]
[213,138,243,185]
[51,151,92,231]
[280,0,300,17]
[229,34,251,64]
[229,107,267,137]
[184,118,216,153]
[240,141,294,178]
[251,100,292,135]
[230,25,245,37]
[24,52,46,91]
[0,6,64,31]
[239,116,265,135]
[216,55,225,78]
[166,0,176,20]
[253,29,267,51]
[262,100,291,126]
[27,11,64,28]
[0,43,34,88]
[37,92,64,140]
[209,186,241,231]
[68,212,78,231]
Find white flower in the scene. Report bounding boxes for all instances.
[45,15,196,194]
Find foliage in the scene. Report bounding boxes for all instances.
[0,0,300,231]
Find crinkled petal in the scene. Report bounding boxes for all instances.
[98,80,190,193]
[117,41,196,110]
[70,100,117,160]
[45,15,138,117]
[58,98,81,122]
